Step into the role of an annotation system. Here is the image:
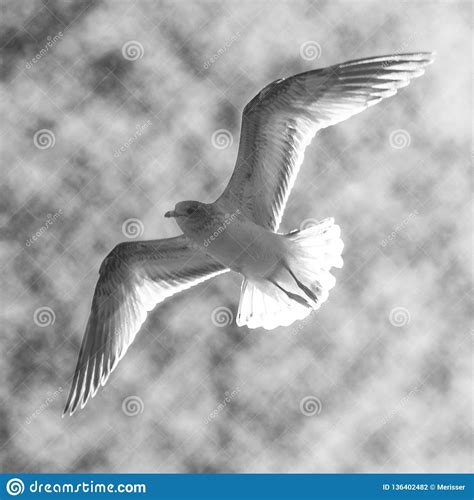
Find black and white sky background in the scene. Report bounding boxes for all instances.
[0,0,471,473]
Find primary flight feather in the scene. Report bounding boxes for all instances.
[64,52,434,415]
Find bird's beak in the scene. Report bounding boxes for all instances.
[164,210,177,218]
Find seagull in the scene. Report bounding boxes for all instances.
[64,52,434,415]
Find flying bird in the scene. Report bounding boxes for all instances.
[64,52,434,415]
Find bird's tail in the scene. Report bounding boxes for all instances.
[236,218,344,330]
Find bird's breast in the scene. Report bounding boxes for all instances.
[190,215,284,278]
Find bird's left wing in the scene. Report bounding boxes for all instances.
[218,52,435,231]
[64,235,228,416]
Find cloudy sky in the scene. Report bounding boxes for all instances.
[0,0,471,473]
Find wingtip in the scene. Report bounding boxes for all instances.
[63,401,81,417]
[418,51,436,66]
[398,51,435,59]
[62,398,77,417]
[62,368,106,417]
[414,51,436,64]
[63,386,82,417]
[338,51,436,71]
[389,51,436,66]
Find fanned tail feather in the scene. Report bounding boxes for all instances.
[237,218,343,329]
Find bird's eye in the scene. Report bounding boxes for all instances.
[186,207,196,215]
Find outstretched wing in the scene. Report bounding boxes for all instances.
[219,52,435,231]
[64,235,227,416]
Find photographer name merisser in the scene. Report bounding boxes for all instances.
[436,483,466,491]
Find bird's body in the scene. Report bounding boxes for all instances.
[174,201,284,279]
[64,52,434,415]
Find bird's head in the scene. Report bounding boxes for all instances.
[165,201,209,231]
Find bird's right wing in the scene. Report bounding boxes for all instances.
[218,52,435,231]
[64,235,228,416]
